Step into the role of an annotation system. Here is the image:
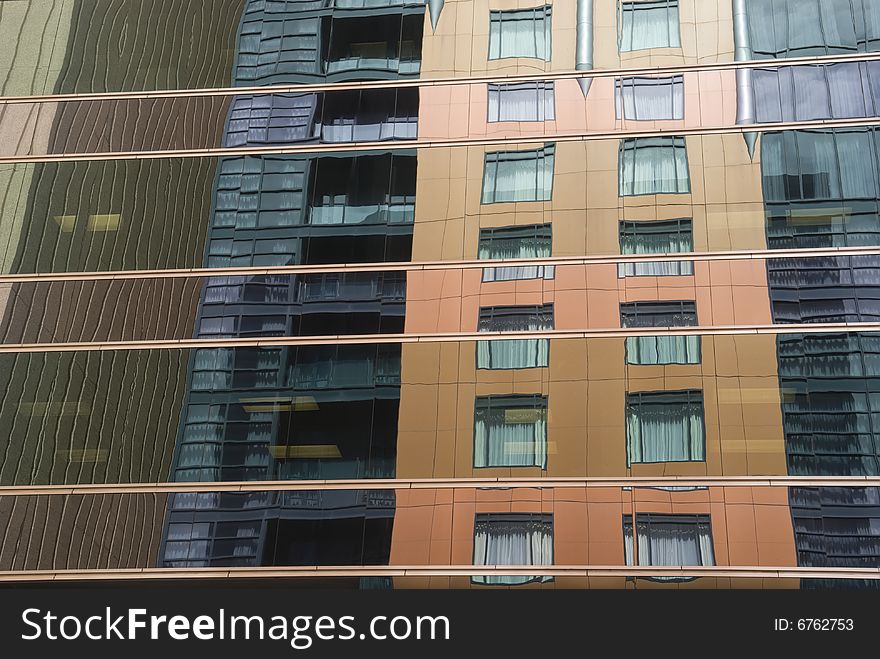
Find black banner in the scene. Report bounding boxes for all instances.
[0,583,875,656]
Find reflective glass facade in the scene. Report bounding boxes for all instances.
[1,0,880,590]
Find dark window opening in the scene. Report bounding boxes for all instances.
[307,153,417,226]
[323,13,423,77]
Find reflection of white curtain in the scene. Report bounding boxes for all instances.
[837,131,878,197]
[625,335,700,365]
[868,1,880,42]
[624,518,714,568]
[761,129,880,203]
[484,265,555,281]
[474,412,547,468]
[477,339,550,369]
[619,138,690,195]
[828,63,871,118]
[626,401,704,464]
[619,220,693,276]
[754,62,879,123]
[616,76,684,120]
[482,148,555,203]
[619,260,692,276]
[488,83,555,122]
[473,521,553,585]
[638,525,714,566]
[620,1,681,51]
[489,8,552,60]
[747,0,880,56]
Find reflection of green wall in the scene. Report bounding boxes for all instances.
[0,0,74,96]
[4,158,217,273]
[0,350,190,486]
[0,0,245,96]
[0,493,167,570]
[0,0,74,274]
[0,0,246,273]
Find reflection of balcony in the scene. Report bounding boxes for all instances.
[326,57,419,75]
[291,357,401,389]
[298,273,406,303]
[275,454,395,480]
[308,202,414,226]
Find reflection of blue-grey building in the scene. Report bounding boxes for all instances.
[760,127,880,476]
[160,0,432,569]
[790,487,880,589]
[162,490,395,567]
[760,124,880,584]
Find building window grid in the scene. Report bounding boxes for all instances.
[472,512,554,585]
[618,218,694,277]
[615,75,685,121]
[619,0,682,52]
[477,304,555,333]
[623,513,715,580]
[620,300,698,328]
[767,255,880,324]
[620,300,701,365]
[618,136,691,196]
[479,223,554,282]
[481,145,555,204]
[778,333,880,476]
[487,81,555,122]
[790,487,880,567]
[762,128,880,249]
[625,389,706,465]
[753,61,880,124]
[473,395,548,469]
[163,519,265,567]
[488,5,553,61]
[746,0,880,60]
[324,13,424,76]
[476,304,553,370]
[306,153,417,227]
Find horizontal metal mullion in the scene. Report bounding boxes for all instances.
[2,117,880,165]
[0,476,878,498]
[0,566,876,583]
[3,51,880,104]
[3,245,880,283]
[0,323,877,354]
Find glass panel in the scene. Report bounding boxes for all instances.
[488,6,552,61]
[615,76,685,121]
[619,0,681,52]
[619,137,691,195]
[487,82,555,122]
[472,514,553,584]
[625,390,706,465]
[481,145,555,203]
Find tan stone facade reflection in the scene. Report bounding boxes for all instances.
[420,0,735,78]
[390,486,797,589]
[396,337,786,479]
[401,127,782,480]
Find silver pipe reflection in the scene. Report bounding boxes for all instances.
[576,0,595,96]
[427,0,444,31]
[733,0,758,158]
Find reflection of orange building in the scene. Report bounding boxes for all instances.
[396,337,786,479]
[420,1,736,79]
[400,127,783,481]
[417,72,737,141]
[389,486,797,588]
[404,260,772,333]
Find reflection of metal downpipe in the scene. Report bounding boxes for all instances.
[733,0,758,159]
[427,0,444,31]
[576,0,594,96]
